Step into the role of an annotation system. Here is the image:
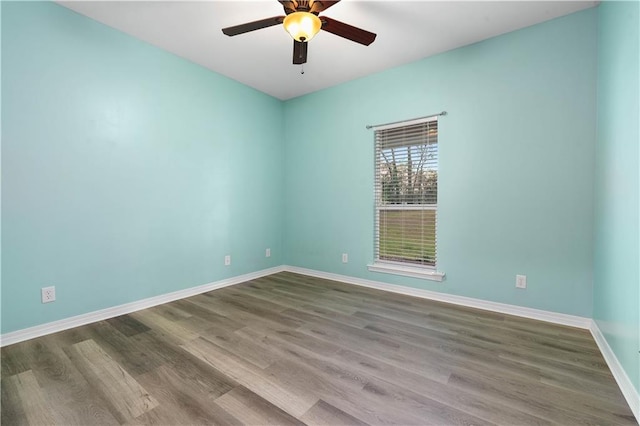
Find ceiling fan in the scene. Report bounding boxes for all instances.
[221,1,376,65]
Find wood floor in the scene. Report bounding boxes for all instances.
[1,272,635,425]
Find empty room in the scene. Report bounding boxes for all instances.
[1,0,638,424]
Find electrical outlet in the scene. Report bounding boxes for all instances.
[342,253,348,263]
[224,255,231,266]
[266,248,271,258]
[41,286,56,303]
[516,275,527,289]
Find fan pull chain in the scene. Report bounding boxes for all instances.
[300,64,305,75]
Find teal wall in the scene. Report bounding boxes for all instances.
[1,2,284,333]
[283,9,598,317]
[594,1,640,393]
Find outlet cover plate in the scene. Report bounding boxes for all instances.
[42,286,56,303]
[516,275,527,289]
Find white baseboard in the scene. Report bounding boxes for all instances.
[590,320,640,423]
[283,266,592,329]
[0,264,590,347]
[0,266,285,347]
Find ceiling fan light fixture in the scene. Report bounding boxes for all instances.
[283,12,321,42]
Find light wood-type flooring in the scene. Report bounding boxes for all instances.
[1,272,636,425]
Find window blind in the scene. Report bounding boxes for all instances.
[374,117,438,268]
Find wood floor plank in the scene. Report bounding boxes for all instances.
[221,287,292,313]
[129,309,199,345]
[239,322,343,357]
[80,321,164,377]
[243,280,323,309]
[359,378,495,426]
[149,302,193,322]
[1,372,29,426]
[497,350,612,382]
[1,272,634,425]
[131,365,241,426]
[188,293,303,332]
[65,339,158,423]
[425,309,603,355]
[181,336,319,418]
[448,366,637,425]
[330,346,452,386]
[214,385,304,426]
[171,298,245,332]
[240,323,546,425]
[200,328,280,369]
[4,370,58,425]
[265,355,493,426]
[7,336,121,425]
[105,315,151,337]
[125,402,240,426]
[301,399,369,426]
[273,286,361,315]
[125,330,238,395]
[538,368,628,403]
[305,307,577,390]
[237,325,370,391]
[295,307,526,384]
[327,346,548,425]
[211,292,305,329]
[1,341,31,378]
[237,325,482,425]
[360,310,612,387]
[264,359,423,425]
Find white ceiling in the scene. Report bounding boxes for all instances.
[58,1,598,100]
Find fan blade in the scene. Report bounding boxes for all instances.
[278,1,298,15]
[310,1,340,14]
[222,16,285,36]
[321,16,376,46]
[293,40,308,64]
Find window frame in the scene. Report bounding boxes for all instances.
[367,115,445,282]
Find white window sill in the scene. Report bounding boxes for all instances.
[367,262,445,282]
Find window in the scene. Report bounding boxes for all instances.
[368,116,444,281]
